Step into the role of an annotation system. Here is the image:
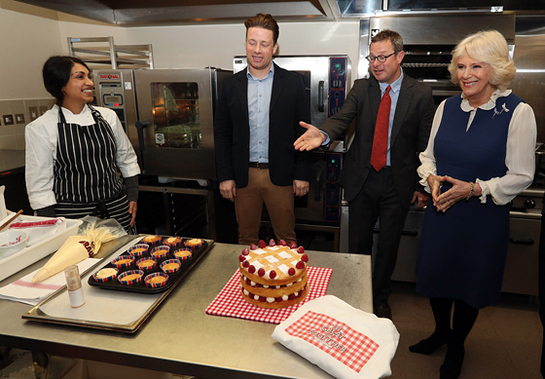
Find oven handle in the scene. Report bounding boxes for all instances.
[318,81,325,113]
[135,120,150,165]
[509,237,534,245]
[373,228,418,237]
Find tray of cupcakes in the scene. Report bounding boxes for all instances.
[88,235,209,294]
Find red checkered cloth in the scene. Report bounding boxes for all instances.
[284,310,379,373]
[205,266,332,324]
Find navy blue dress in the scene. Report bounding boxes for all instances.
[415,94,523,309]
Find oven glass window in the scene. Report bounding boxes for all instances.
[150,82,200,149]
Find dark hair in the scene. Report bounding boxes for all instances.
[244,13,279,44]
[42,56,91,105]
[371,29,404,53]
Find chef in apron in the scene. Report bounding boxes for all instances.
[25,56,141,233]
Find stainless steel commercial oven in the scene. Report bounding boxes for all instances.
[359,14,515,106]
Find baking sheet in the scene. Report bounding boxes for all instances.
[88,239,209,294]
[23,236,214,333]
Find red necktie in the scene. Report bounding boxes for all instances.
[370,85,391,172]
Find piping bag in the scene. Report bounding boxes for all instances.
[0,186,7,220]
[32,216,127,283]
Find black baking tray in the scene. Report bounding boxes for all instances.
[88,237,209,294]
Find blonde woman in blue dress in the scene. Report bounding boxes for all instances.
[410,30,537,379]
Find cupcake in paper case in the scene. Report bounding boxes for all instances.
[136,257,157,271]
[174,248,193,261]
[150,245,170,259]
[144,272,169,288]
[160,259,181,274]
[127,244,149,258]
[118,270,144,285]
[141,235,161,246]
[163,236,183,249]
[184,238,204,250]
[93,267,118,283]
[112,255,134,269]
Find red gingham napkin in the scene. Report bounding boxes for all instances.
[205,266,332,324]
[285,311,379,373]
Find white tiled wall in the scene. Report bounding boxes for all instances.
[0,98,55,150]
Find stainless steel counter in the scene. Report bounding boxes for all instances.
[0,242,372,379]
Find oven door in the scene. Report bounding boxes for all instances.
[261,150,342,224]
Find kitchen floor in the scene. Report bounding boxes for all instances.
[387,281,542,379]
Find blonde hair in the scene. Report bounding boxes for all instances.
[448,30,516,92]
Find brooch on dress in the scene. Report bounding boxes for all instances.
[492,103,510,118]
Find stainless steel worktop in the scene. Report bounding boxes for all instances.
[0,242,372,379]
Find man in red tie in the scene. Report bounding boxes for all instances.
[294,30,435,319]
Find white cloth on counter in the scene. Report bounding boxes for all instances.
[0,258,99,305]
[272,295,399,379]
[8,217,67,247]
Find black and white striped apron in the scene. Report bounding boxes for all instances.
[53,105,135,233]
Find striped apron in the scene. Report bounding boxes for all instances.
[53,105,135,233]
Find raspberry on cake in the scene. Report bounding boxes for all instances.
[238,239,309,309]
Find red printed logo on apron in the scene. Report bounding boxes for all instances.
[285,310,379,373]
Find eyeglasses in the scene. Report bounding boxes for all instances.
[365,52,396,63]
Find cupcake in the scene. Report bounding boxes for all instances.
[184,238,204,250]
[144,272,169,288]
[174,248,193,261]
[163,236,182,249]
[150,245,170,259]
[93,267,118,283]
[142,235,161,246]
[160,259,181,274]
[118,270,144,285]
[128,244,149,258]
[112,255,134,269]
[136,257,157,271]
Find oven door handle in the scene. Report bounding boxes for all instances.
[318,81,325,113]
[509,237,534,245]
[135,121,150,152]
[135,120,150,166]
[373,228,418,237]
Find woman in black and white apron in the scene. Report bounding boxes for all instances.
[25,56,141,233]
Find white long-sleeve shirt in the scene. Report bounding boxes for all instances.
[25,104,141,210]
[417,90,537,206]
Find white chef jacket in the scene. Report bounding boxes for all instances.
[25,104,141,211]
[418,89,537,206]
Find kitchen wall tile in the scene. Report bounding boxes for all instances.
[8,100,25,115]
[0,98,54,151]
[0,101,10,121]
[0,135,17,150]
[15,133,25,150]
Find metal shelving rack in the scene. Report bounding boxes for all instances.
[68,36,154,69]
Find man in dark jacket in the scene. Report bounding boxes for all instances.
[294,29,435,318]
[214,13,310,245]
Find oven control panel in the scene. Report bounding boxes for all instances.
[329,57,348,117]
[324,152,342,222]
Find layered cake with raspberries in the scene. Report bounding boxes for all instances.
[238,239,309,309]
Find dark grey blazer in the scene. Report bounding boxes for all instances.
[321,74,435,208]
[214,63,311,188]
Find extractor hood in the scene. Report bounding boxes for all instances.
[14,0,339,25]
[14,0,543,26]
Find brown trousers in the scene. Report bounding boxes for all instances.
[235,167,296,245]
